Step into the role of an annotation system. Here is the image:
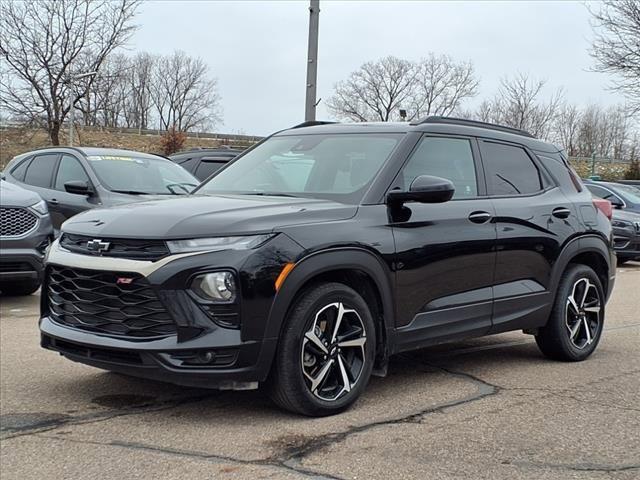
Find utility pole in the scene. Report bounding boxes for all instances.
[67,71,98,146]
[305,0,320,122]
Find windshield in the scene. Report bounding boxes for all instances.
[195,133,401,203]
[613,184,640,203]
[87,154,198,195]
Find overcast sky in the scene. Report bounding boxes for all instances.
[130,0,625,135]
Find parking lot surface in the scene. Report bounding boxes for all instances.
[1,263,639,480]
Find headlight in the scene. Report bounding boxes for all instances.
[167,234,274,254]
[612,220,632,228]
[29,199,48,215]
[191,271,236,302]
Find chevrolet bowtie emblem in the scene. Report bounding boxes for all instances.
[86,239,111,253]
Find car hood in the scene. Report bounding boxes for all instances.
[62,194,358,238]
[0,180,42,207]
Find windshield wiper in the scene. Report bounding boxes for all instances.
[111,189,153,195]
[243,192,299,198]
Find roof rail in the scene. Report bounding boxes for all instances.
[411,116,534,138]
[291,120,338,129]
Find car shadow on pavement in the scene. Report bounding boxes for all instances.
[43,334,545,421]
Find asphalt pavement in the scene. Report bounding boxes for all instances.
[1,263,639,480]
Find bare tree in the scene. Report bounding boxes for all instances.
[327,55,479,122]
[126,53,156,130]
[0,0,141,144]
[554,104,582,156]
[149,51,221,132]
[465,74,564,140]
[77,53,132,128]
[589,0,640,114]
[326,56,418,122]
[575,104,633,159]
[409,54,479,119]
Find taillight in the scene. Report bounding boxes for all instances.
[592,198,612,220]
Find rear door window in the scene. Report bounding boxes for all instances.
[23,153,59,188]
[480,141,542,196]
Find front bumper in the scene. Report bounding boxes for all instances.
[612,228,640,261]
[40,317,277,388]
[0,248,45,282]
[39,234,302,388]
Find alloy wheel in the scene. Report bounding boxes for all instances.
[301,302,367,402]
[565,278,601,349]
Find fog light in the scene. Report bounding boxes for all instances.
[191,271,236,302]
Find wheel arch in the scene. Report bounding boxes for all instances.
[551,235,614,299]
[264,248,395,372]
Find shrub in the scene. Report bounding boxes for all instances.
[624,158,640,180]
[159,128,187,156]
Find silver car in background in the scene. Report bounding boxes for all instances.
[0,180,54,295]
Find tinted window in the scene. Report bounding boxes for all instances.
[176,157,197,172]
[612,184,640,203]
[197,134,400,204]
[482,142,542,195]
[24,153,58,188]
[195,160,226,180]
[54,155,90,191]
[401,136,477,198]
[587,185,624,204]
[10,157,33,181]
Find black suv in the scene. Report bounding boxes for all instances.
[39,117,616,416]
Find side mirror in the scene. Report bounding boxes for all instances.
[386,175,455,206]
[64,180,93,196]
[609,197,624,209]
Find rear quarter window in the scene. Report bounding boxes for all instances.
[9,157,33,181]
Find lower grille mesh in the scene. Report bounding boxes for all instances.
[47,265,176,338]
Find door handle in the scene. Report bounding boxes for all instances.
[468,211,492,224]
[552,207,571,219]
[49,199,59,205]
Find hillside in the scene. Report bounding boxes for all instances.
[0,127,258,168]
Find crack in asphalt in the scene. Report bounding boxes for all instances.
[507,459,640,473]
[35,433,344,480]
[0,393,217,440]
[269,362,499,470]
[3,362,500,479]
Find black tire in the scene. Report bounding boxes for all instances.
[0,280,40,296]
[268,282,376,416]
[535,264,605,361]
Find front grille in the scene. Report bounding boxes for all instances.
[47,265,176,339]
[43,336,144,365]
[0,207,37,237]
[60,234,169,261]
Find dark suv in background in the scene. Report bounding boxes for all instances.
[0,180,53,295]
[169,147,243,181]
[39,117,615,416]
[3,147,198,231]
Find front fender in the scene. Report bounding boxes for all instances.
[263,246,396,348]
